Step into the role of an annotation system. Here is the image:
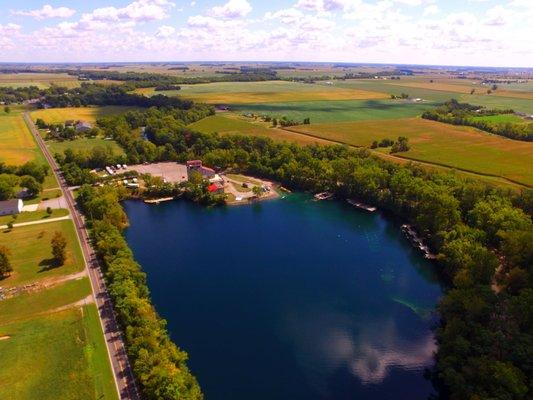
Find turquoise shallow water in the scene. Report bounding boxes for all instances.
[124,194,442,400]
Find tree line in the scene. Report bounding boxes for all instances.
[76,184,203,400]
[422,99,533,141]
[57,103,532,399]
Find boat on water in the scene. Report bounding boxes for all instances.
[347,199,377,212]
[314,191,333,201]
[401,224,437,259]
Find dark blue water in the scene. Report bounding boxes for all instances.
[124,194,442,400]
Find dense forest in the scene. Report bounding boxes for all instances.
[54,103,533,400]
[422,99,533,141]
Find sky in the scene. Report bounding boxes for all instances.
[0,0,532,67]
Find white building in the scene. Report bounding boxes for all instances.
[0,199,23,216]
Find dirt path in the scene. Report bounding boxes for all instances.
[48,294,94,314]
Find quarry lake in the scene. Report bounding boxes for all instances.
[124,194,442,400]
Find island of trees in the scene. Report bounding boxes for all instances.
[422,99,533,141]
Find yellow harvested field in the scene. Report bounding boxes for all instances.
[288,118,533,187]
[30,106,138,124]
[0,109,42,165]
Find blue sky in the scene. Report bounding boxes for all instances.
[0,0,531,66]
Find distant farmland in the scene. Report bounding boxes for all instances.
[0,73,80,89]
[326,79,533,113]
[139,80,388,103]
[231,99,436,123]
[288,118,533,187]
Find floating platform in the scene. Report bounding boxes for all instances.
[347,199,377,212]
[314,191,333,201]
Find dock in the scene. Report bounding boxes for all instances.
[143,197,175,204]
[347,199,377,212]
[401,224,436,259]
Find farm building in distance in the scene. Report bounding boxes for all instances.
[0,199,23,216]
[75,121,93,133]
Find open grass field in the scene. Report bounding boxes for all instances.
[0,219,84,287]
[188,115,331,146]
[0,277,91,325]
[30,106,138,124]
[47,137,125,156]
[0,73,80,89]
[139,80,388,103]
[289,118,533,187]
[0,304,117,400]
[231,99,436,123]
[0,107,45,165]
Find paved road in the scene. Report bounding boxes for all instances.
[0,215,70,230]
[24,112,140,400]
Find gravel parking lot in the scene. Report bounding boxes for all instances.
[124,162,188,183]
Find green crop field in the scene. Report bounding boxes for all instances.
[47,137,125,156]
[0,304,117,400]
[0,219,84,287]
[188,115,331,146]
[30,106,137,125]
[231,99,436,123]
[289,118,533,187]
[470,114,526,124]
[139,80,387,103]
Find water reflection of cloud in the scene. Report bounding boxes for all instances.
[280,306,436,393]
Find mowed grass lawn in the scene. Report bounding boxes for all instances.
[0,108,44,165]
[289,118,533,187]
[140,80,388,103]
[47,137,125,156]
[0,219,84,287]
[30,106,138,124]
[188,115,332,146]
[0,304,117,400]
[231,99,436,123]
[0,208,68,226]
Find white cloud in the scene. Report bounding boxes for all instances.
[156,25,176,37]
[210,0,252,19]
[12,4,76,20]
[81,0,174,24]
[423,5,439,16]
